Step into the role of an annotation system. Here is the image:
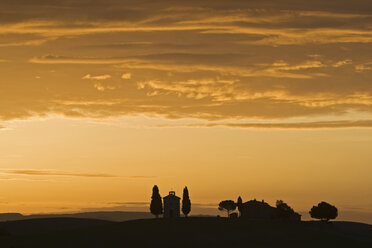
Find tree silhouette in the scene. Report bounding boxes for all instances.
[309,201,338,222]
[276,200,295,219]
[218,200,236,217]
[237,196,243,217]
[150,185,163,218]
[182,186,191,217]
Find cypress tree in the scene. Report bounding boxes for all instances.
[237,196,243,216]
[150,185,163,218]
[182,186,191,217]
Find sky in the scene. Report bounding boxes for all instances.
[0,0,372,223]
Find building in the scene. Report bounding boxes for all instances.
[163,191,180,218]
[239,199,301,221]
[240,199,277,219]
[289,212,302,222]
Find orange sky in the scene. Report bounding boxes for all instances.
[0,0,372,223]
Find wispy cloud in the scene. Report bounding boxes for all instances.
[157,120,372,129]
[82,74,112,80]
[121,73,132,79]
[2,8,372,45]
[127,176,156,179]
[29,56,133,64]
[93,83,116,91]
[0,169,157,179]
[355,63,372,72]
[0,39,51,47]
[31,56,331,79]
[1,169,116,178]
[333,59,353,68]
[1,1,372,124]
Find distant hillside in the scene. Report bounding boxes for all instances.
[0,217,371,248]
[0,213,25,222]
[0,218,112,236]
[0,211,153,222]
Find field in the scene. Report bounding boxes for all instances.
[0,217,371,247]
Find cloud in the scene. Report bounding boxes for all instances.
[0,169,157,180]
[1,3,372,46]
[127,176,156,179]
[0,39,51,47]
[93,83,116,91]
[170,120,372,129]
[333,59,353,68]
[121,73,131,79]
[30,56,132,64]
[32,55,331,79]
[82,74,112,80]
[355,63,372,72]
[1,1,372,124]
[1,169,116,178]
[0,176,57,182]
[137,78,239,100]
[137,78,372,108]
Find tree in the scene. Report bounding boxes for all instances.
[218,200,236,217]
[276,200,295,219]
[150,185,163,218]
[182,186,191,217]
[237,196,243,216]
[309,201,338,222]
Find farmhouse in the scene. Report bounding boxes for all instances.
[240,199,277,219]
[240,199,301,221]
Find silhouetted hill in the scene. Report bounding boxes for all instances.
[0,213,24,222]
[0,217,371,247]
[0,211,152,222]
[0,218,112,236]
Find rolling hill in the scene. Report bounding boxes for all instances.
[0,211,152,222]
[0,217,371,247]
[0,217,112,236]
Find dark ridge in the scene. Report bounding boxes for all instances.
[0,211,153,222]
[0,217,113,236]
[0,217,371,247]
[0,213,25,222]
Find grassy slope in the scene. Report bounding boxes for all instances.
[0,211,153,222]
[0,218,113,236]
[0,217,371,248]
